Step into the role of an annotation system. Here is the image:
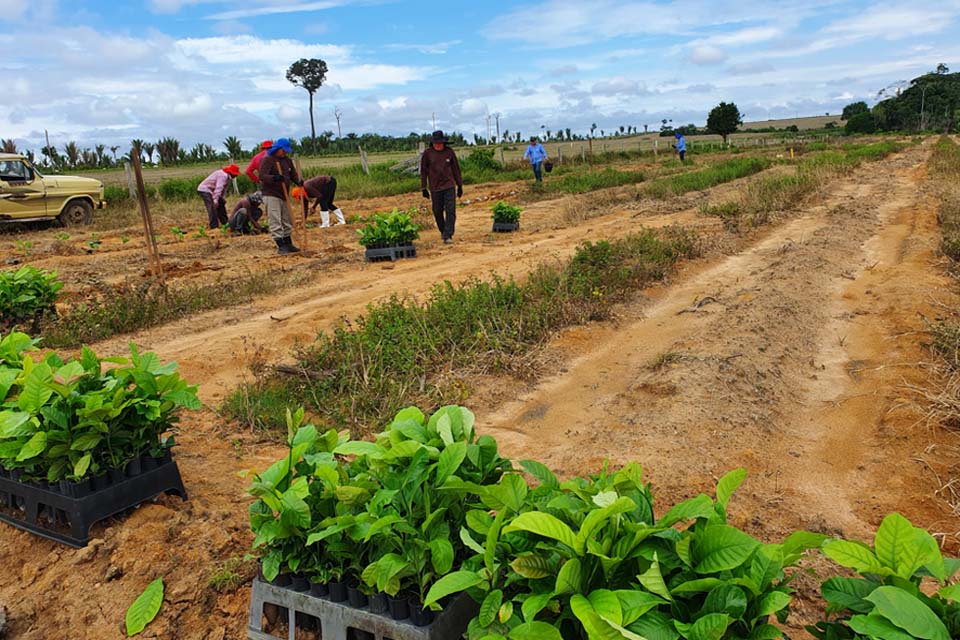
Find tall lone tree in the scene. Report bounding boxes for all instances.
[286,58,328,149]
[706,101,743,145]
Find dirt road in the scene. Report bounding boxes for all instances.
[0,144,955,639]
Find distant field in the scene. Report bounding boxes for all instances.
[81,114,842,187]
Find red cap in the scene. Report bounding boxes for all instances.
[224,164,240,177]
[260,140,274,150]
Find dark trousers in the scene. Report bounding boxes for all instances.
[200,191,227,228]
[431,187,456,240]
[532,161,543,182]
[316,178,337,211]
[679,150,686,162]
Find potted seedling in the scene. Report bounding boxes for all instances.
[491,200,521,232]
[357,208,420,262]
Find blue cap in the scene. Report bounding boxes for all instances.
[269,137,293,155]
[674,132,682,138]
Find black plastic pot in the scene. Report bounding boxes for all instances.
[161,449,173,465]
[141,453,158,471]
[408,598,434,627]
[271,573,293,588]
[368,592,389,615]
[309,580,329,598]
[126,457,142,478]
[10,470,21,482]
[290,573,310,592]
[347,584,368,609]
[328,580,348,603]
[109,468,125,485]
[59,479,91,499]
[388,595,409,620]
[90,474,109,492]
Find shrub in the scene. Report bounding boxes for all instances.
[0,333,199,483]
[462,148,501,172]
[356,208,420,248]
[158,177,202,201]
[844,112,877,135]
[492,201,521,224]
[0,266,62,332]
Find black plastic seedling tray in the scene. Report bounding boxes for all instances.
[248,577,477,640]
[492,222,519,232]
[0,455,187,547]
[364,245,417,262]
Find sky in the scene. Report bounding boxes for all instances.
[0,0,958,153]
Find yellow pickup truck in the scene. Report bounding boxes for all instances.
[0,152,106,225]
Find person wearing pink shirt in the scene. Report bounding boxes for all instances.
[197,164,240,228]
[245,140,273,183]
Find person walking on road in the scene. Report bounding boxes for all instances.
[523,136,548,182]
[674,132,687,162]
[420,130,462,245]
[245,140,273,183]
[299,175,345,227]
[228,191,266,235]
[197,164,239,229]
[259,138,303,254]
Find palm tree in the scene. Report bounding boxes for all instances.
[110,146,120,162]
[224,136,243,159]
[63,142,80,168]
[156,137,180,165]
[590,123,597,138]
[143,142,156,164]
[0,139,16,153]
[130,139,145,163]
[95,144,107,167]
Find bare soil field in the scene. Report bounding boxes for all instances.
[0,141,953,639]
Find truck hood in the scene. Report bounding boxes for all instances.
[44,175,103,190]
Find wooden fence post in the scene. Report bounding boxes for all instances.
[359,146,369,175]
[124,162,136,198]
[129,151,163,280]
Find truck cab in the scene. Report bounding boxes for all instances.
[0,153,106,225]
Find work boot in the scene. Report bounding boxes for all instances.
[285,236,301,253]
[274,237,288,255]
[443,237,453,245]
[333,208,346,225]
[320,211,331,228]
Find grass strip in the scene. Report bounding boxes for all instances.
[642,157,772,199]
[224,226,700,432]
[42,270,296,348]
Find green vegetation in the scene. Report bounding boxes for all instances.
[492,201,522,224]
[0,266,63,333]
[356,208,420,248]
[43,271,292,348]
[0,334,199,484]
[125,578,164,637]
[643,157,771,199]
[225,227,698,432]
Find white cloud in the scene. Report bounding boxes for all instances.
[591,76,643,96]
[705,25,782,46]
[824,4,959,39]
[0,0,27,20]
[384,40,461,55]
[206,1,346,21]
[688,45,727,65]
[459,99,488,117]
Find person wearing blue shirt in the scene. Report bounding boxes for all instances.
[522,137,549,182]
[674,132,687,162]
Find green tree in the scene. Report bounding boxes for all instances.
[706,101,743,144]
[223,136,244,159]
[286,58,328,150]
[63,142,80,169]
[844,112,876,134]
[841,101,869,120]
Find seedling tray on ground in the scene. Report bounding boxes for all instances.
[492,222,519,232]
[0,456,187,547]
[364,245,417,262]
[248,577,477,640]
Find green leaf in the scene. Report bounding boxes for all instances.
[70,433,102,451]
[757,590,792,617]
[125,578,164,636]
[16,431,46,461]
[687,613,732,640]
[748,624,784,640]
[479,590,503,627]
[628,611,679,640]
[638,553,673,601]
[939,583,960,602]
[423,571,484,607]
[875,512,923,576]
[693,524,760,573]
[865,586,950,640]
[491,474,528,513]
[520,459,559,488]
[615,590,665,626]
[510,553,554,579]
[333,441,383,458]
[430,538,454,575]
[436,441,468,484]
[460,527,485,555]
[848,614,918,640]
[821,577,875,613]
[521,592,553,624]
[703,585,748,618]
[0,411,33,438]
[715,468,747,509]
[588,589,623,627]
[658,494,715,527]
[503,512,577,550]
[499,600,514,624]
[670,578,724,595]
[555,558,583,595]
[509,622,563,640]
[279,491,310,530]
[73,453,92,478]
[823,539,890,575]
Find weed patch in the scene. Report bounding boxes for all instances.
[642,157,771,198]
[225,227,700,433]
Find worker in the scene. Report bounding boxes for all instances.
[420,130,462,245]
[228,191,266,235]
[259,138,302,254]
[197,164,239,229]
[300,175,345,227]
[522,136,548,182]
[245,140,273,183]
[674,132,687,162]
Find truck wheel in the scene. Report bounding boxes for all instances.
[59,200,93,226]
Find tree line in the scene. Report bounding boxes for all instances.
[842,64,959,134]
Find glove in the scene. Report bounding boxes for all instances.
[457,185,463,198]
[292,178,303,187]
[422,189,430,199]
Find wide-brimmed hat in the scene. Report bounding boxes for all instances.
[223,164,240,176]
[260,140,274,150]
[430,130,449,144]
[269,138,293,155]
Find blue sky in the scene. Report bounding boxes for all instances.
[1,0,958,152]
